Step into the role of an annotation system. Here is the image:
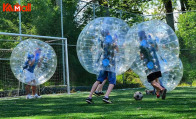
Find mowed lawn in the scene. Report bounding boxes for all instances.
[0,87,196,119]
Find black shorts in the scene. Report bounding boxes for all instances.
[147,71,162,83]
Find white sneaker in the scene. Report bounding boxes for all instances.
[34,94,42,99]
[26,95,34,99]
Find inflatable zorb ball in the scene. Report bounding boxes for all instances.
[10,39,57,86]
[77,17,137,75]
[128,20,183,91]
[138,58,183,91]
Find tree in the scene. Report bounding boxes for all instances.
[188,0,196,10]
[162,0,175,31]
[80,0,151,28]
[180,0,190,11]
[176,0,196,84]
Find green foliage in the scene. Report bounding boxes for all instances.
[0,0,19,33]
[180,56,196,83]
[80,0,147,27]
[117,70,141,85]
[177,10,196,83]
[188,0,196,10]
[0,0,20,48]
[177,12,196,51]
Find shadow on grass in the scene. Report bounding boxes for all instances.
[0,87,196,119]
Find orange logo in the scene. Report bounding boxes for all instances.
[3,3,31,12]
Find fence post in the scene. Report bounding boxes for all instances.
[61,0,70,94]
[18,0,23,96]
[60,0,66,87]
[19,0,22,42]
[65,39,70,94]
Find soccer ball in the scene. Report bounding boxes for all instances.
[134,91,143,100]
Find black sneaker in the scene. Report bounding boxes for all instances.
[99,92,104,95]
[86,98,93,104]
[145,89,150,95]
[103,97,112,104]
[161,89,167,100]
[93,92,100,96]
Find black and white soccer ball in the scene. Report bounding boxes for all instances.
[134,91,143,100]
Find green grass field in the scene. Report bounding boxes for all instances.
[0,87,196,119]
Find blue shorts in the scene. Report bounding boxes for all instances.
[97,70,116,85]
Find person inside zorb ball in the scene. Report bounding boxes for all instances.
[140,58,183,95]
[23,48,42,85]
[128,20,183,99]
[138,30,167,99]
[10,39,57,99]
[77,17,137,76]
[100,29,118,72]
[77,17,137,104]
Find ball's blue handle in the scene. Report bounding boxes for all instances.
[147,61,154,69]
[102,58,110,67]
[105,35,113,44]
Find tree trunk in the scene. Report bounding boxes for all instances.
[183,0,190,10]
[180,0,186,11]
[162,0,175,31]
[180,0,190,11]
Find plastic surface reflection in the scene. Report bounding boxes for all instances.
[77,17,138,75]
[10,39,57,86]
[128,20,183,91]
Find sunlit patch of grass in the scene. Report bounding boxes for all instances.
[0,87,196,119]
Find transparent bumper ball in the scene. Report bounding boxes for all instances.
[127,20,180,76]
[139,58,183,91]
[128,20,183,91]
[77,17,138,75]
[136,20,179,56]
[10,39,57,86]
